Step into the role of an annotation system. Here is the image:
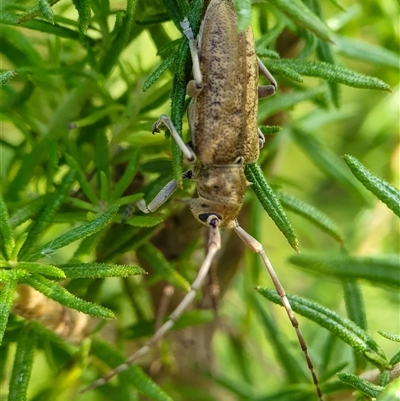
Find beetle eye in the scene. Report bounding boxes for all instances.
[198,212,222,223]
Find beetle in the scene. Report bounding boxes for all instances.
[82,0,323,398]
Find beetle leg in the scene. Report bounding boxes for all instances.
[152,114,196,162]
[181,18,203,97]
[80,215,221,394]
[136,171,192,213]
[257,127,266,149]
[231,220,323,401]
[257,57,277,99]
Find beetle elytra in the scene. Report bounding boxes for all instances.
[82,0,323,399]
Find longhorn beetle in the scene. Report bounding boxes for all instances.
[82,0,323,398]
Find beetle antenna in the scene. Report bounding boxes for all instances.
[80,215,221,394]
[232,220,323,401]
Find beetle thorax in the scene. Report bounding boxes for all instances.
[189,164,248,227]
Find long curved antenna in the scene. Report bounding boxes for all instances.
[80,215,221,394]
[232,220,323,401]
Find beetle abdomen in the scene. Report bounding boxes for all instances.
[191,0,259,165]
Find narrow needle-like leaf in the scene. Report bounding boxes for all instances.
[269,59,391,92]
[20,171,75,258]
[0,279,17,343]
[337,373,383,398]
[245,163,299,251]
[137,243,190,291]
[21,274,115,319]
[142,51,178,92]
[257,287,388,367]
[0,193,14,259]
[59,262,145,278]
[343,155,400,217]
[277,192,343,243]
[8,324,36,401]
[266,0,333,43]
[28,205,119,261]
[289,253,400,289]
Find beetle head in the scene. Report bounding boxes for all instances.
[189,197,242,227]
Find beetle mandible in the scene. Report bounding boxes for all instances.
[82,0,323,398]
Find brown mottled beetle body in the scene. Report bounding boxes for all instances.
[190,0,259,165]
[187,0,259,227]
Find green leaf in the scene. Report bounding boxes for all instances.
[71,0,91,34]
[343,281,367,330]
[0,279,17,344]
[114,194,144,207]
[233,0,252,32]
[20,171,75,258]
[245,163,299,251]
[99,171,110,202]
[1,261,66,278]
[6,140,46,201]
[337,373,383,398]
[0,269,30,282]
[343,280,368,371]
[135,12,171,25]
[263,59,304,83]
[168,0,203,185]
[9,194,52,228]
[28,205,119,261]
[390,352,400,366]
[59,263,145,278]
[317,50,340,108]
[0,70,17,87]
[290,128,368,202]
[8,324,36,401]
[100,0,138,76]
[169,40,189,186]
[137,243,190,291]
[16,0,62,24]
[69,105,124,128]
[270,59,391,92]
[310,0,341,108]
[258,86,326,120]
[110,149,141,202]
[265,0,333,43]
[122,215,164,227]
[0,192,14,259]
[256,48,280,59]
[378,331,400,343]
[335,35,400,70]
[38,0,54,24]
[289,253,400,289]
[255,20,285,48]
[1,13,86,42]
[21,274,115,319]
[67,197,98,213]
[277,192,343,243]
[257,287,388,367]
[142,50,178,92]
[343,155,400,217]
[259,125,282,135]
[89,337,173,401]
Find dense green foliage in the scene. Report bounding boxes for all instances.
[0,0,399,400]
